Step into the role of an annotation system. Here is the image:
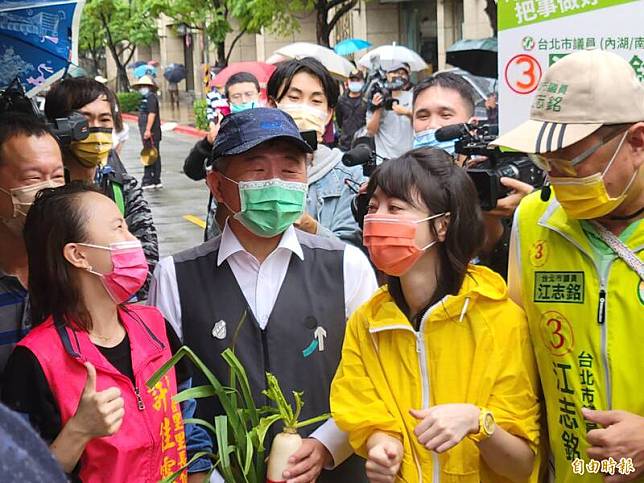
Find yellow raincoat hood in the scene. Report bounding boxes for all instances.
[331,265,541,483]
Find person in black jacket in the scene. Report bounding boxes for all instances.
[335,70,368,151]
[132,76,163,189]
[44,78,159,298]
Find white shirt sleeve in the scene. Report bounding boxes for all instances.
[508,210,524,308]
[148,256,184,340]
[310,418,355,470]
[344,244,378,319]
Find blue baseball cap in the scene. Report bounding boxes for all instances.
[210,107,313,164]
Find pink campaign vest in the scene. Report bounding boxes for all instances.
[18,305,188,483]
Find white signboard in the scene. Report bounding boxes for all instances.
[498,0,644,133]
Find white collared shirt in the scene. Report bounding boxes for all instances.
[149,223,378,477]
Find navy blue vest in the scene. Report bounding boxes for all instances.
[174,230,366,481]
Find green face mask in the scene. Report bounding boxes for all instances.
[222,176,307,237]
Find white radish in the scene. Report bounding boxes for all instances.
[266,429,302,482]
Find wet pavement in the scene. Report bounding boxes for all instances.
[120,122,209,257]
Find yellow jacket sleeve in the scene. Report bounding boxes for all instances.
[487,301,541,453]
[330,310,403,458]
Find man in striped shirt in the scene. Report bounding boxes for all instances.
[0,113,65,383]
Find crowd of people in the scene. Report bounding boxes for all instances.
[0,47,642,483]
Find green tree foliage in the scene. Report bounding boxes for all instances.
[79,9,105,76]
[81,0,158,91]
[148,0,299,67]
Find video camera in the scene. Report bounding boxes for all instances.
[0,78,89,145]
[364,68,405,112]
[341,137,386,228]
[435,123,546,211]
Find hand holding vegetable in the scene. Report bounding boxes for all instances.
[365,431,403,483]
[410,403,480,453]
[282,438,332,483]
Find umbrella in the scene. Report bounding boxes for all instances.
[164,63,186,83]
[0,0,85,97]
[67,64,88,78]
[334,38,371,56]
[134,64,157,79]
[358,43,428,72]
[446,37,498,78]
[270,42,355,79]
[211,61,276,89]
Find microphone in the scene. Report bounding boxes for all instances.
[434,123,472,142]
[342,144,374,167]
[540,178,552,202]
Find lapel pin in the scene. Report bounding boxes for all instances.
[211,320,227,340]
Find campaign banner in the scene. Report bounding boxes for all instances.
[497,0,644,133]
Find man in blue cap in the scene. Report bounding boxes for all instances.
[150,107,377,482]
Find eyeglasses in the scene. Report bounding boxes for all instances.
[529,126,628,173]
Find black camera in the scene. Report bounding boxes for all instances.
[365,69,404,112]
[0,77,89,145]
[342,137,385,228]
[435,123,546,211]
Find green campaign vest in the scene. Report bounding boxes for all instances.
[515,192,644,482]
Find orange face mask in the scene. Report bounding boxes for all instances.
[363,212,448,276]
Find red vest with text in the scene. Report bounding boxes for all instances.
[18,304,188,482]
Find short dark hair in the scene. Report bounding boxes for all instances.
[267,57,340,108]
[24,182,103,330]
[224,72,260,98]
[413,73,476,116]
[0,113,55,165]
[366,148,484,313]
[44,77,117,121]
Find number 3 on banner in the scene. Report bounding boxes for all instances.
[505,54,542,95]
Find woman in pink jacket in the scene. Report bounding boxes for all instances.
[2,183,189,482]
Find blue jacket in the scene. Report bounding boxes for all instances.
[307,145,365,247]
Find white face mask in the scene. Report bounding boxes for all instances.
[0,179,63,235]
[278,103,328,140]
[139,87,150,96]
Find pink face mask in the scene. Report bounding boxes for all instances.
[80,240,148,303]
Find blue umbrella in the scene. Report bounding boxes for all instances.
[0,0,85,96]
[133,64,157,79]
[129,60,147,69]
[334,38,371,56]
[163,63,186,83]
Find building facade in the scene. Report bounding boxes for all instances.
[107,0,493,97]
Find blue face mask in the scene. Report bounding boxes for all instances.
[412,129,456,155]
[231,101,257,113]
[348,81,364,93]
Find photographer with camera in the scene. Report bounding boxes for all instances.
[412,73,534,277]
[495,50,644,483]
[365,63,414,160]
[44,78,159,299]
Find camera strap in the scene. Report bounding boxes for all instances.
[590,220,644,280]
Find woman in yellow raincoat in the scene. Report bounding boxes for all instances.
[330,149,541,483]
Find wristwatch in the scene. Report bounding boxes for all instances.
[469,407,496,443]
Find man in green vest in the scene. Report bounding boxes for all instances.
[493,50,644,482]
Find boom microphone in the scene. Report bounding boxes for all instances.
[434,123,472,142]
